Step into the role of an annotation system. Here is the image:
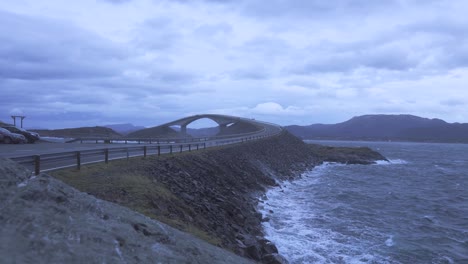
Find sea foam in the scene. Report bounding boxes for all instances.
[375,159,408,165]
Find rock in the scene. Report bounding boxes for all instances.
[245,244,262,261]
[308,144,387,164]
[180,192,194,202]
[262,253,289,264]
[259,238,279,255]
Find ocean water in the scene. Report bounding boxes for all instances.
[260,140,468,264]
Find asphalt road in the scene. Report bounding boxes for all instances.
[0,122,283,173]
[0,142,121,158]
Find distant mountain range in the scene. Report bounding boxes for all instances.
[285,114,468,143]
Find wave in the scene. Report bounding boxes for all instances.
[374,159,408,165]
[260,166,395,264]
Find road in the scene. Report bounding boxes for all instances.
[0,141,204,159]
[0,121,283,174]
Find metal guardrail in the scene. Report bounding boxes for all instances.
[68,128,267,144]
[11,127,282,175]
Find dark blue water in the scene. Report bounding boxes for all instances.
[260,140,468,264]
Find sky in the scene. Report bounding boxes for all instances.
[1,0,468,129]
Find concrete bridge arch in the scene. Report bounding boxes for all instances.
[163,114,241,135]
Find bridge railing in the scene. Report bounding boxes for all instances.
[68,127,268,144]
[11,130,279,175]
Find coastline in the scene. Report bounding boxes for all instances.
[1,132,386,263]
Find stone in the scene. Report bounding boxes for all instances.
[259,238,279,255]
[262,253,289,264]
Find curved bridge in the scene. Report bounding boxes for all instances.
[156,114,256,135]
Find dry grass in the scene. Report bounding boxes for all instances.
[50,158,221,246]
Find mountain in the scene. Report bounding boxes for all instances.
[104,123,146,135]
[286,114,468,143]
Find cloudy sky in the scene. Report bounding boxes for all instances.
[1,0,468,129]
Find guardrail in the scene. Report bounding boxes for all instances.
[68,127,268,144]
[11,132,278,175]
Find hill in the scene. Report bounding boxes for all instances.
[126,126,181,138]
[31,126,121,138]
[104,123,146,135]
[286,114,468,143]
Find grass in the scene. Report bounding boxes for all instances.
[50,158,222,246]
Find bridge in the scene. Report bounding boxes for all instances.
[160,114,245,135]
[125,114,262,139]
[1,115,283,175]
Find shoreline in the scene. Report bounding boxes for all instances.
[1,132,386,263]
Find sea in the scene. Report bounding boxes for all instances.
[259,140,468,264]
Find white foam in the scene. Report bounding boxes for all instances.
[260,165,394,264]
[385,235,394,247]
[389,159,408,164]
[374,159,408,165]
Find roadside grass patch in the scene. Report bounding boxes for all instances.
[50,158,221,246]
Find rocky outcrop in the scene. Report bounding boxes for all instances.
[0,158,254,264]
[308,144,388,164]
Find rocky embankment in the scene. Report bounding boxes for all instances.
[0,158,253,264]
[0,131,386,263]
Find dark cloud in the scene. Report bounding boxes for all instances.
[133,17,182,50]
[236,0,399,20]
[404,19,468,38]
[152,71,198,84]
[0,10,126,80]
[231,67,270,80]
[193,23,232,37]
[440,99,465,107]
[241,36,290,54]
[398,18,468,69]
[286,79,321,89]
[175,0,399,18]
[289,36,422,74]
